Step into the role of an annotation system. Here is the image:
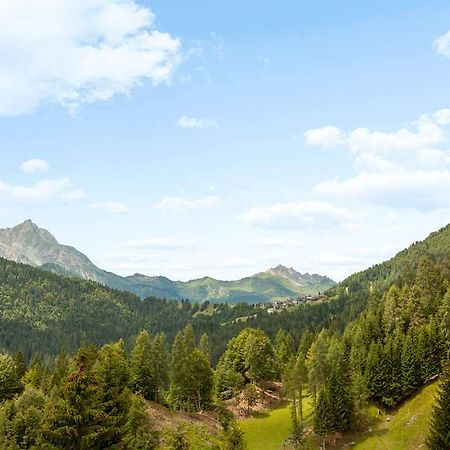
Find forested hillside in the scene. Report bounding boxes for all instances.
[0,257,348,362]
[1,225,450,448]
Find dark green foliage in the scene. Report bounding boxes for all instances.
[166,424,189,450]
[14,352,27,380]
[131,331,169,403]
[427,370,450,449]
[0,257,354,366]
[169,325,214,411]
[199,333,212,363]
[314,389,334,437]
[0,354,22,402]
[216,328,277,388]
[0,341,157,450]
[222,423,247,450]
[123,395,159,450]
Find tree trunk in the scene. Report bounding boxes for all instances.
[298,382,303,420]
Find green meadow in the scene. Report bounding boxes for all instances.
[240,396,314,450]
[241,381,438,450]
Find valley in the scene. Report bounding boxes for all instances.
[0,222,449,449]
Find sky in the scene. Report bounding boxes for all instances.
[1,0,450,282]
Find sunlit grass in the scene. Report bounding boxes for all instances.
[353,381,438,450]
[240,394,313,450]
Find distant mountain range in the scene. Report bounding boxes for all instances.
[0,220,336,303]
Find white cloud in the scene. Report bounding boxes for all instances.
[303,126,343,147]
[124,238,194,250]
[0,0,181,115]
[178,116,218,129]
[88,201,129,214]
[435,30,450,58]
[0,177,85,202]
[305,112,450,171]
[155,195,220,211]
[314,170,450,210]
[237,200,358,228]
[20,159,50,173]
[305,109,450,211]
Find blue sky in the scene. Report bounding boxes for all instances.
[1,0,450,281]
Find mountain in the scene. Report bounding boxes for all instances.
[0,219,131,291]
[0,220,335,303]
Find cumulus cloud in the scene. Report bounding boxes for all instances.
[0,177,85,202]
[178,116,218,129]
[435,30,450,57]
[237,200,358,228]
[88,202,129,214]
[305,110,450,171]
[304,126,343,147]
[0,0,181,115]
[155,195,219,211]
[20,159,50,173]
[315,170,450,210]
[305,109,450,210]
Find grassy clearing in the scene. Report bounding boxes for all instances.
[240,381,438,450]
[352,381,438,450]
[239,395,313,450]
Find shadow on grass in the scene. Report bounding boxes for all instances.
[252,411,270,419]
[249,400,290,419]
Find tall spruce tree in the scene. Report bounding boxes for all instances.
[427,371,450,449]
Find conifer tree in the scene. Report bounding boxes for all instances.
[401,332,421,396]
[314,388,334,449]
[427,371,450,449]
[14,351,27,380]
[131,330,168,403]
[275,329,295,371]
[0,354,23,402]
[23,355,43,389]
[199,333,212,363]
[42,346,105,450]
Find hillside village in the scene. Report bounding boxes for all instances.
[259,293,326,314]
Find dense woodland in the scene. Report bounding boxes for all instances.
[1,225,450,448]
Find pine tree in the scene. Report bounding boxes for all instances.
[94,340,131,446]
[23,355,43,389]
[151,333,169,403]
[275,329,295,371]
[131,330,168,403]
[365,342,383,404]
[401,332,420,396]
[0,354,23,402]
[42,346,105,450]
[199,333,212,363]
[288,405,304,449]
[50,349,69,388]
[14,351,27,380]
[328,370,353,432]
[427,371,450,449]
[170,325,213,410]
[314,388,334,449]
[307,330,330,404]
[123,394,158,450]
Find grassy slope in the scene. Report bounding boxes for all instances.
[240,382,438,450]
[239,396,314,450]
[178,274,334,304]
[352,382,437,450]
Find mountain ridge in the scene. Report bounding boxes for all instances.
[0,220,335,303]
